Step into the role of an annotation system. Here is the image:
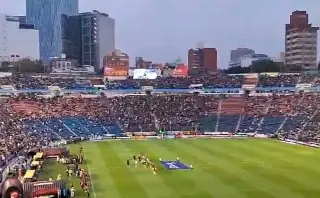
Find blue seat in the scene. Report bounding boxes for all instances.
[238,116,262,133]
[282,116,305,132]
[199,116,218,132]
[25,116,124,140]
[218,115,239,132]
[257,116,285,134]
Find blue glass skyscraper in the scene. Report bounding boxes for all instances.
[26,0,79,64]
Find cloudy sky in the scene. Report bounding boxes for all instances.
[1,0,320,68]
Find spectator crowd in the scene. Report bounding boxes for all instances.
[0,73,319,174]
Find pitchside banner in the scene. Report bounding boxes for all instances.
[164,135,175,139]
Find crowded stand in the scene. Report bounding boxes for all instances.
[313,77,320,86]
[238,96,272,133]
[1,73,318,91]
[104,75,244,90]
[0,73,320,184]
[0,74,47,90]
[258,74,299,87]
[298,74,315,84]
[0,93,319,145]
[39,77,78,88]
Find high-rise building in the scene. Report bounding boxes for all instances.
[0,14,39,62]
[103,49,129,79]
[285,11,319,70]
[135,57,152,69]
[188,48,217,76]
[229,48,255,67]
[61,14,82,64]
[80,10,115,71]
[26,0,79,64]
[63,10,115,72]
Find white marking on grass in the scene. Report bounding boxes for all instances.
[77,144,97,198]
[85,160,97,198]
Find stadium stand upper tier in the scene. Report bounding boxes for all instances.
[1,73,319,90]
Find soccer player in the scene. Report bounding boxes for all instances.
[70,185,75,198]
[153,167,158,175]
[80,146,83,153]
[126,158,130,166]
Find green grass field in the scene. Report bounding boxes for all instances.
[40,139,320,198]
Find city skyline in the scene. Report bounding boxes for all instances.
[1,0,320,68]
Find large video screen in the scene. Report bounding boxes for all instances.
[104,67,128,76]
[133,69,157,79]
[172,64,188,77]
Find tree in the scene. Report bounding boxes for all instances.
[225,66,250,74]
[225,60,281,74]
[0,61,11,72]
[251,60,280,73]
[286,64,302,72]
[13,58,44,73]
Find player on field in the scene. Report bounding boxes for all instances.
[126,158,130,166]
[80,146,83,153]
[70,185,75,198]
[153,166,158,175]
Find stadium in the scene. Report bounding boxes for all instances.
[0,72,319,198]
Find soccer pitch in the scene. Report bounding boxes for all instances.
[64,139,320,198]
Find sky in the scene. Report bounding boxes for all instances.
[1,0,320,68]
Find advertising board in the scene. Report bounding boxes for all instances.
[104,67,128,76]
[133,69,157,79]
[172,64,188,77]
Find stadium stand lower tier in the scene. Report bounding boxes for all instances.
[0,94,319,140]
[0,94,319,165]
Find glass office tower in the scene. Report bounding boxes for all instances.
[26,0,79,64]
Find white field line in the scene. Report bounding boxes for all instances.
[84,159,97,198]
[77,144,97,198]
